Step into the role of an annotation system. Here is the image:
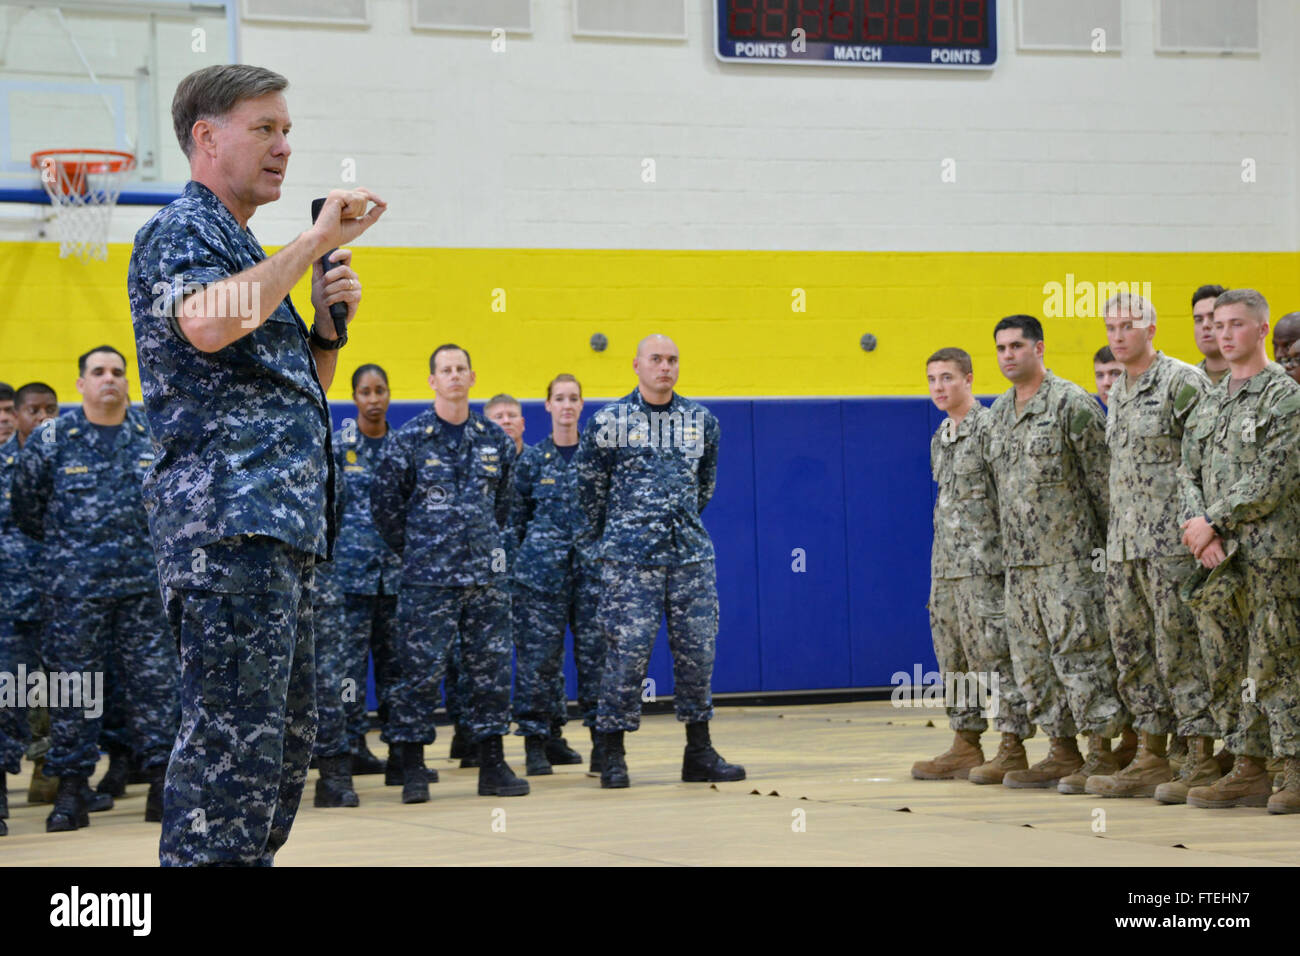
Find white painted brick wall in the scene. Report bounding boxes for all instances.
[26,0,1300,251]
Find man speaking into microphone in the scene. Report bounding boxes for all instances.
[127,64,386,866]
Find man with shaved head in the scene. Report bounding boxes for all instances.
[575,335,745,788]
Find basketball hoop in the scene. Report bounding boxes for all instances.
[31,149,135,262]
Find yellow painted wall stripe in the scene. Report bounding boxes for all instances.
[2,242,1294,401]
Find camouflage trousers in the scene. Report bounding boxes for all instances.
[928,573,1032,737]
[443,634,468,727]
[1106,556,1216,738]
[387,583,511,745]
[596,560,717,733]
[1232,558,1300,759]
[512,567,603,737]
[0,616,26,774]
[1188,591,1249,746]
[12,617,46,762]
[43,591,178,779]
[98,649,135,758]
[159,537,317,867]
[1005,559,1126,739]
[314,592,399,756]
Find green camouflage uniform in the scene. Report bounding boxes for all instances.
[929,403,1030,736]
[1179,362,1300,758]
[1195,358,1228,388]
[988,371,1125,739]
[1104,353,1216,738]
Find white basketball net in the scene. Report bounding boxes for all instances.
[36,152,135,262]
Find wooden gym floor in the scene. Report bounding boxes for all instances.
[1,701,1295,866]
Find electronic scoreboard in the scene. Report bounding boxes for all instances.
[714,0,997,69]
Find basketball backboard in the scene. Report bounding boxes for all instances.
[0,0,235,210]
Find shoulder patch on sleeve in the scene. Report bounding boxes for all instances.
[1069,407,1095,437]
[1174,383,1199,414]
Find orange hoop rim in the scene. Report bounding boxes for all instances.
[31,148,136,174]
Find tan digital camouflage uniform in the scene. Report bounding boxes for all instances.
[988,371,1125,739]
[1104,353,1216,738]
[1179,362,1300,758]
[929,404,1030,736]
[1196,358,1228,388]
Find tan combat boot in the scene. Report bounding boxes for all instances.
[27,757,58,804]
[1058,734,1121,794]
[1154,736,1220,805]
[1187,754,1272,808]
[911,730,983,780]
[1213,746,1234,775]
[1266,757,1300,815]
[1086,731,1172,797]
[1114,725,1139,769]
[968,732,1028,785]
[1168,735,1188,774]
[1265,755,1283,775]
[1003,736,1082,789]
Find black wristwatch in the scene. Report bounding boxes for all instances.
[1204,513,1221,536]
[309,324,347,351]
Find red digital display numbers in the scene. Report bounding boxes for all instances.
[726,0,988,47]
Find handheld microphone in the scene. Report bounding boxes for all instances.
[310,197,350,340]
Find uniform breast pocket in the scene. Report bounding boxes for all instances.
[1134,420,1176,464]
[952,454,987,499]
[474,460,502,496]
[533,479,562,502]
[1230,434,1260,464]
[417,461,457,508]
[56,470,97,496]
[1025,433,1064,482]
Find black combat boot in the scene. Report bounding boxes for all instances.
[96,744,129,797]
[46,775,89,832]
[144,765,165,823]
[524,735,553,776]
[682,721,746,782]
[127,752,148,785]
[400,743,430,804]
[587,726,604,778]
[545,719,583,765]
[600,731,629,789]
[314,754,361,808]
[449,725,470,761]
[458,729,480,769]
[477,736,530,796]
[351,734,385,776]
[80,779,113,813]
[384,747,403,786]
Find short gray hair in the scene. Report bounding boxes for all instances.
[172,65,288,158]
[1214,288,1269,322]
[1103,292,1156,327]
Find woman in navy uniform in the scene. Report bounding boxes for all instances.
[314,364,407,798]
[510,375,605,774]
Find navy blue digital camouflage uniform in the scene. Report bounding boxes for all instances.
[444,439,520,730]
[575,389,721,732]
[9,407,178,782]
[313,424,402,756]
[129,180,337,866]
[371,409,514,746]
[0,434,34,776]
[2,434,51,765]
[511,436,603,735]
